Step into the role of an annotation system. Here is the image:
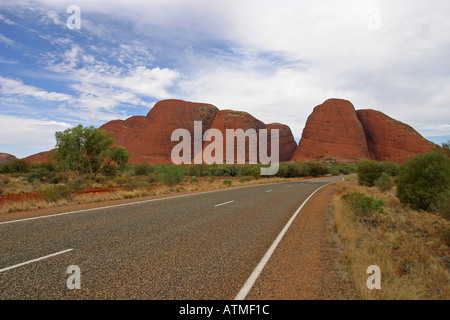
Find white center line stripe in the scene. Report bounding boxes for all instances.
[214,200,235,207]
[265,190,273,193]
[0,249,74,273]
[234,182,332,300]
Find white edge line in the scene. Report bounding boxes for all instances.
[0,249,73,273]
[214,200,235,207]
[234,182,332,300]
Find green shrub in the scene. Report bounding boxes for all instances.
[4,159,31,173]
[304,161,329,177]
[26,168,55,183]
[396,151,450,210]
[380,161,399,176]
[190,176,198,184]
[158,165,185,186]
[239,175,255,183]
[102,163,118,177]
[431,189,450,220]
[186,164,203,176]
[375,172,394,192]
[114,176,130,187]
[275,163,290,178]
[38,185,73,202]
[239,165,261,179]
[148,173,159,184]
[342,192,384,217]
[357,160,383,187]
[133,163,153,176]
[223,179,232,186]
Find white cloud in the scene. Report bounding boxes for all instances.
[0,33,14,46]
[0,76,72,101]
[0,114,72,158]
[2,0,449,141]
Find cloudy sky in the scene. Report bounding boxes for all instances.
[0,0,449,158]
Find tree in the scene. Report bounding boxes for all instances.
[396,150,450,210]
[54,125,130,179]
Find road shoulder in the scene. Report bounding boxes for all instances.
[245,184,356,299]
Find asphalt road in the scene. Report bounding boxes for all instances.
[0,176,345,300]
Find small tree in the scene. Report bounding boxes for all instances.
[396,151,450,210]
[357,160,383,187]
[54,125,130,179]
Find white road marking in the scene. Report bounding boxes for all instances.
[214,200,235,207]
[234,182,332,300]
[265,190,273,193]
[0,249,74,273]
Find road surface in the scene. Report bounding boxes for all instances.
[0,176,346,299]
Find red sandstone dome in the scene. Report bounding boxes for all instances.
[356,109,435,163]
[292,99,370,162]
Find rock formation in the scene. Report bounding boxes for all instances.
[0,153,17,164]
[292,99,370,162]
[100,99,220,164]
[23,98,435,165]
[356,109,435,162]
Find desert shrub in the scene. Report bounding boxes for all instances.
[26,168,55,183]
[102,163,118,177]
[223,179,232,186]
[239,165,261,179]
[342,192,384,217]
[148,173,159,184]
[158,165,185,186]
[330,165,349,176]
[133,163,153,176]
[396,151,450,211]
[380,161,399,176]
[186,164,203,176]
[239,175,255,183]
[287,162,309,177]
[375,172,394,192]
[114,176,130,187]
[275,163,290,178]
[38,185,73,202]
[210,164,226,177]
[304,161,329,177]
[431,189,450,220]
[190,176,198,183]
[357,160,383,187]
[4,159,31,173]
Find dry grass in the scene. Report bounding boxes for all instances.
[333,177,450,300]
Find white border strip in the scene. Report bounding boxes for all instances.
[0,249,73,273]
[234,182,332,300]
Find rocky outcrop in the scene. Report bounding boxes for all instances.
[0,153,17,164]
[292,99,435,163]
[356,109,435,163]
[100,99,220,164]
[266,123,297,162]
[292,99,370,162]
[24,98,434,165]
[202,109,266,163]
